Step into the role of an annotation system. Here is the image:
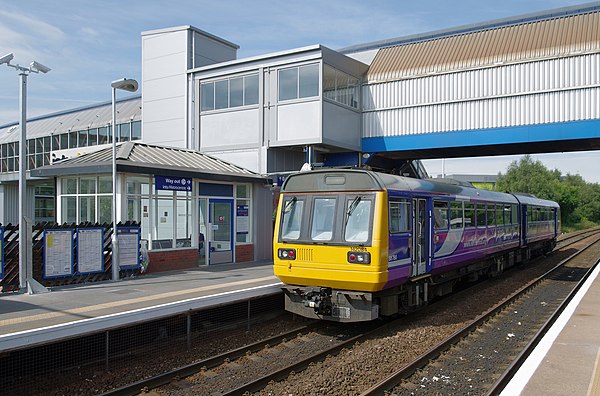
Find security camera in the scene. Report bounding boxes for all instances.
[0,53,14,65]
[30,61,51,73]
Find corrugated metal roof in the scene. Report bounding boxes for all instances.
[367,11,600,82]
[0,96,141,145]
[32,141,267,182]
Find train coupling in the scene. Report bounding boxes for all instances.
[303,288,333,316]
[281,285,379,322]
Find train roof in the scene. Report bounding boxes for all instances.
[281,169,519,204]
[512,193,560,208]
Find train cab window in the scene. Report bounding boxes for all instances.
[311,198,336,241]
[476,204,487,228]
[450,201,464,229]
[345,198,372,243]
[433,201,449,230]
[389,199,410,233]
[281,197,304,240]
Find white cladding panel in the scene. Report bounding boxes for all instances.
[143,84,186,123]
[322,101,361,150]
[275,101,321,145]
[143,118,187,147]
[142,30,189,149]
[142,30,188,61]
[364,88,600,137]
[363,54,600,137]
[205,149,261,174]
[200,109,260,150]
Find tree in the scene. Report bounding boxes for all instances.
[495,155,561,200]
[495,155,600,228]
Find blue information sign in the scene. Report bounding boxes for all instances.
[155,176,192,191]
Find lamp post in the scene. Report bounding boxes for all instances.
[111,78,138,281]
[1,53,50,292]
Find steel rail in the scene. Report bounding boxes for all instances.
[359,233,600,396]
[101,322,319,396]
[221,320,388,396]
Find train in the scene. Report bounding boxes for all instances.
[273,169,560,322]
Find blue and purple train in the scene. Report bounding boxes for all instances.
[273,169,560,322]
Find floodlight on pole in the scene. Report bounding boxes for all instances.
[1,53,50,293]
[111,78,138,281]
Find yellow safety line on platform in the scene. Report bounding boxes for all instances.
[588,346,600,396]
[0,276,277,328]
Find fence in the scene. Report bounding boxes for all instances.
[0,221,141,292]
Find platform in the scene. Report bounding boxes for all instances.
[502,262,600,395]
[0,261,281,352]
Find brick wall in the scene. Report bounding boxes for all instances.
[147,248,199,273]
[235,244,254,263]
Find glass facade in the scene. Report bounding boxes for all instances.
[58,176,112,224]
[0,120,141,174]
[323,64,360,109]
[201,73,260,111]
[278,64,319,102]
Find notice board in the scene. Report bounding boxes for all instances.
[77,228,104,274]
[44,229,74,278]
[117,226,141,269]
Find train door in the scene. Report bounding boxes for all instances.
[412,197,430,276]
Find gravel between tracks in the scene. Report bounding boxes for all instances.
[257,239,600,396]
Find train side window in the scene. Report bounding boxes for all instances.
[433,201,449,230]
[511,205,519,224]
[487,205,496,227]
[464,202,475,228]
[503,205,512,225]
[450,201,463,229]
[476,204,487,228]
[496,204,504,226]
[281,197,304,240]
[311,198,336,241]
[389,199,411,233]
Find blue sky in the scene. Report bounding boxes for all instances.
[0,0,598,182]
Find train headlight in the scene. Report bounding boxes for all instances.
[278,248,296,260]
[347,251,370,264]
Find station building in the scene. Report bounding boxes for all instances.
[0,3,599,268]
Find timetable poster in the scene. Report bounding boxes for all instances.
[117,227,141,269]
[44,229,74,278]
[77,228,104,274]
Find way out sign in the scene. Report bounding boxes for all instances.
[155,176,192,191]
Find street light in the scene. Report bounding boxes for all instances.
[111,78,138,281]
[1,53,50,292]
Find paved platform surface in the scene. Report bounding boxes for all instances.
[0,261,279,348]
[502,263,600,396]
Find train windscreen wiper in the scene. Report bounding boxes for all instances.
[345,196,362,225]
[284,196,297,213]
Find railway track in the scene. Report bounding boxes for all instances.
[102,229,600,396]
[360,232,600,395]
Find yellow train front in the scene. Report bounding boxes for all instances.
[273,169,390,322]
